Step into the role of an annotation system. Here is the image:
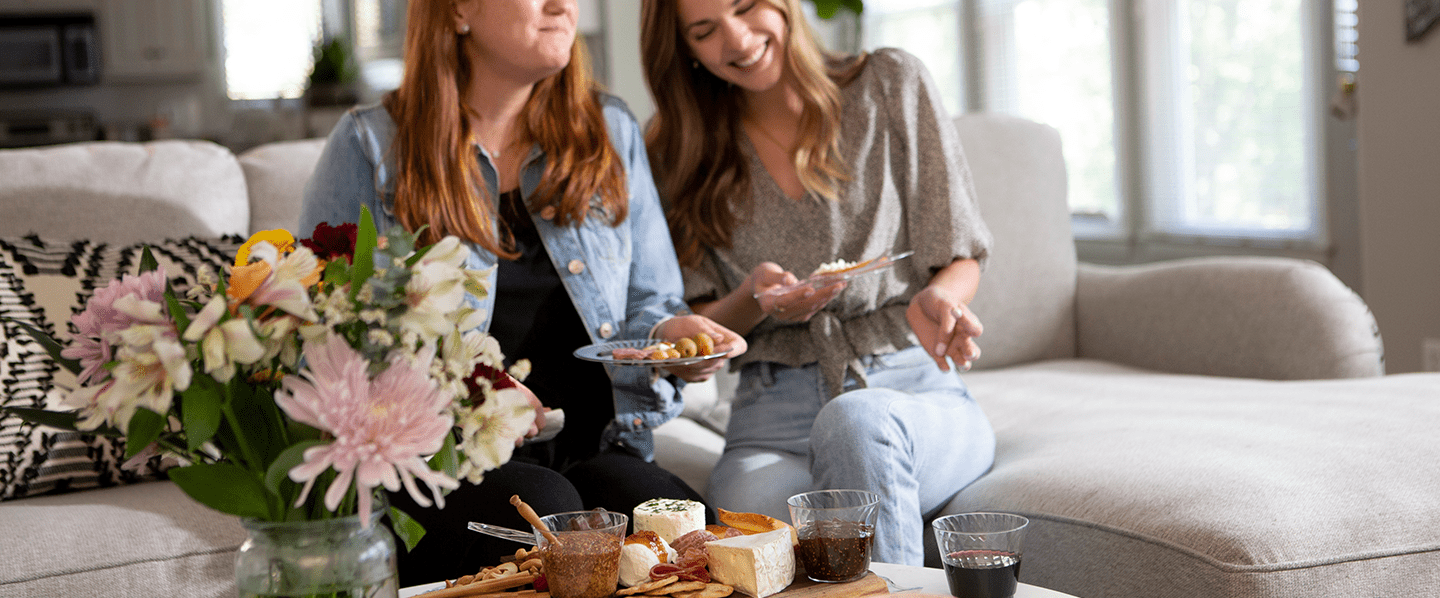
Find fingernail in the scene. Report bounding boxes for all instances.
[961,361,972,372]
[952,307,965,320]
[935,343,947,358]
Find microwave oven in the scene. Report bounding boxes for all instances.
[0,13,99,87]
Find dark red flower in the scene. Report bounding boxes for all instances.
[300,222,358,262]
[464,362,517,406]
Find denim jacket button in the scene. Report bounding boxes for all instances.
[540,206,557,220]
[599,322,614,338]
[631,418,644,428]
[567,259,585,274]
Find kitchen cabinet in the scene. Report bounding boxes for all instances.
[99,0,209,81]
[0,0,96,10]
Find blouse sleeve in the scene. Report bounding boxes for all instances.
[877,48,993,277]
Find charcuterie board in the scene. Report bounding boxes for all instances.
[770,572,889,598]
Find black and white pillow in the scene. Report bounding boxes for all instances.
[0,235,241,500]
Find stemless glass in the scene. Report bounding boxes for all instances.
[533,510,628,598]
[786,489,880,583]
[932,512,1029,598]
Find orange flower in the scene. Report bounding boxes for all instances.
[227,260,272,305]
[236,229,297,268]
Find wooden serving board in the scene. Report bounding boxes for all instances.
[768,572,889,598]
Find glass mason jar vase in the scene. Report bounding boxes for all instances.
[235,508,399,598]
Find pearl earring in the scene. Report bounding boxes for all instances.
[691,60,699,69]
[458,23,471,35]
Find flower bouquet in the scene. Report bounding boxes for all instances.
[2,208,535,595]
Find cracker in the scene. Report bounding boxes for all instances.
[618,575,680,596]
[648,580,708,595]
[674,584,735,598]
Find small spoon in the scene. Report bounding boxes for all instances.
[466,521,539,546]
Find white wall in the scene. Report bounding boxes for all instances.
[603,0,653,124]
[1355,4,1440,373]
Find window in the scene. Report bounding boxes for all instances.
[221,0,323,100]
[221,0,408,101]
[864,0,1354,257]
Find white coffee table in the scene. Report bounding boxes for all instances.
[870,562,1074,597]
[401,562,1074,597]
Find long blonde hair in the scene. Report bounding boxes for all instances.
[641,0,864,267]
[384,0,627,258]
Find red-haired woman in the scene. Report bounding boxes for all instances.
[642,0,995,565]
[302,0,744,585]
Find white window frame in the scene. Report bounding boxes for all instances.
[861,1,1358,282]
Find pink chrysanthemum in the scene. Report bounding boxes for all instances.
[275,333,460,524]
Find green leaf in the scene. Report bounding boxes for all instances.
[124,407,165,459]
[389,505,427,553]
[165,291,191,336]
[323,257,351,287]
[181,380,223,451]
[0,407,121,435]
[427,431,459,479]
[805,0,862,18]
[263,440,327,497]
[3,319,81,374]
[138,245,160,273]
[349,206,378,302]
[169,463,274,519]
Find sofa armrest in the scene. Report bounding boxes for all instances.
[1075,257,1383,379]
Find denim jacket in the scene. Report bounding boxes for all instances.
[299,95,689,460]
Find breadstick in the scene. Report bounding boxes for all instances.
[423,572,537,597]
[510,495,561,547]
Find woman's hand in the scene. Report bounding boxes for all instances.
[907,258,984,372]
[512,378,547,446]
[750,262,846,324]
[654,314,749,382]
[907,279,984,372]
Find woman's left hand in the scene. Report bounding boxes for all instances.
[654,314,749,382]
[906,285,984,372]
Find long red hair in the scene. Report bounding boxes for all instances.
[383,1,627,258]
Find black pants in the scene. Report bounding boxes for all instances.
[388,451,710,587]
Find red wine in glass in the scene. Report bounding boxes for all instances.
[943,550,1021,598]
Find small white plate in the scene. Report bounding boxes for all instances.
[757,251,916,298]
[573,338,730,367]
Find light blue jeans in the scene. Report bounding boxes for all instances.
[706,345,995,565]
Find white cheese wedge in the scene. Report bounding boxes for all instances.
[633,498,706,544]
[704,528,796,598]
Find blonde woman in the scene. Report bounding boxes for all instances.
[303,0,745,584]
[642,0,995,564]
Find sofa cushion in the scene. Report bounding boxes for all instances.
[0,236,240,501]
[238,138,327,235]
[0,140,250,243]
[954,114,1078,369]
[0,481,243,597]
[947,360,1440,598]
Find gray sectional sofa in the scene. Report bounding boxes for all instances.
[0,113,1436,598]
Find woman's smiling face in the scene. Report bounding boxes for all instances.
[677,0,789,93]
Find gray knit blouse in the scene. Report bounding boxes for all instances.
[680,48,993,397]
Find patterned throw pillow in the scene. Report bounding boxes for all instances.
[0,235,241,500]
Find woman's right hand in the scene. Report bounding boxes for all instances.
[750,262,846,323]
